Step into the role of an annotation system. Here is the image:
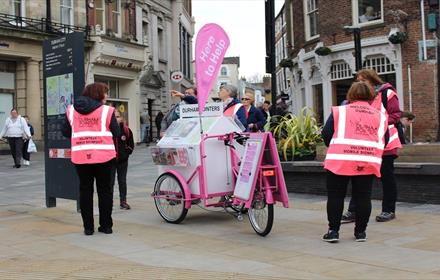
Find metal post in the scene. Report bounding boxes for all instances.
[437,0,440,140]
[353,28,362,71]
[46,0,52,32]
[265,0,277,106]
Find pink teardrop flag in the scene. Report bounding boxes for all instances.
[195,23,230,113]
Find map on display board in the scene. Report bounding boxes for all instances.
[46,73,74,116]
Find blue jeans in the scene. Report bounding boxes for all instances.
[140,124,149,143]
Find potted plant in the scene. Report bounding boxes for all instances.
[315,46,332,56]
[270,107,323,161]
[279,58,293,68]
[388,31,408,44]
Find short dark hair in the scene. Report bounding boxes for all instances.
[346,82,375,102]
[82,82,109,101]
[264,101,271,105]
[187,86,197,96]
[10,108,18,113]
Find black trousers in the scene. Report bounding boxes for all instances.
[326,171,373,233]
[22,139,30,161]
[348,155,397,213]
[75,159,116,230]
[110,160,128,201]
[7,137,24,166]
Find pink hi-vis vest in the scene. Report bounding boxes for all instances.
[66,105,116,164]
[324,102,387,177]
[371,89,402,151]
[224,103,243,117]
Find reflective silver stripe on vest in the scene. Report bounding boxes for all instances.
[72,131,113,138]
[330,138,385,149]
[68,105,74,126]
[71,144,115,152]
[101,105,110,132]
[325,153,382,164]
[233,103,243,114]
[337,106,346,138]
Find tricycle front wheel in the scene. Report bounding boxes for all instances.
[153,173,188,224]
[248,196,273,236]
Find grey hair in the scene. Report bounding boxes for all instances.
[220,84,238,98]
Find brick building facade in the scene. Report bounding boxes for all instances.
[282,0,438,142]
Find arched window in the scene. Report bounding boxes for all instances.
[363,55,395,75]
[330,60,353,81]
[220,66,228,76]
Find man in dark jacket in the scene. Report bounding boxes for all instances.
[110,110,134,210]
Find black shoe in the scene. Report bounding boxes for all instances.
[354,231,367,242]
[322,230,339,243]
[98,227,113,234]
[120,200,131,210]
[84,229,94,235]
[341,211,355,223]
[14,164,21,168]
[376,212,395,222]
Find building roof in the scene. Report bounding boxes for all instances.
[222,56,240,67]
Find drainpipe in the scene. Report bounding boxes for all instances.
[46,0,52,32]
[408,64,413,143]
[421,0,428,60]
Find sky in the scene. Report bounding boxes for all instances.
[192,0,284,81]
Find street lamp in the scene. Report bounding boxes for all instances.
[344,25,362,72]
[265,0,277,106]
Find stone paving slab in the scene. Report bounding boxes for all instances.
[1,147,440,279]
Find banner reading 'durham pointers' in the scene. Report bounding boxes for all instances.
[195,23,230,114]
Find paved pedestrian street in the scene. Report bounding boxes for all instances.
[1,147,440,279]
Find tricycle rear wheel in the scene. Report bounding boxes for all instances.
[248,195,273,236]
[153,173,188,224]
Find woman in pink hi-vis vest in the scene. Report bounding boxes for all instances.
[342,69,402,224]
[62,83,120,236]
[321,82,389,242]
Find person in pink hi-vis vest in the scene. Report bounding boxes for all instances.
[321,82,389,242]
[62,82,120,236]
[342,69,403,224]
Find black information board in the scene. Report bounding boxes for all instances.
[43,32,85,207]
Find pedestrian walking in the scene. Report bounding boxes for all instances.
[22,115,35,166]
[321,82,389,242]
[110,110,134,210]
[0,108,31,168]
[161,87,198,136]
[155,111,164,140]
[139,110,150,144]
[218,84,247,130]
[241,92,265,132]
[342,69,402,223]
[62,82,120,236]
[400,111,415,143]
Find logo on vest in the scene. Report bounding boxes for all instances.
[79,117,99,127]
[356,166,365,172]
[86,154,92,160]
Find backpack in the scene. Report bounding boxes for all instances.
[379,87,406,144]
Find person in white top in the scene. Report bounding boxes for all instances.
[0,108,31,168]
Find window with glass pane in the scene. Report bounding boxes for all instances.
[60,0,73,25]
[11,0,23,17]
[307,0,318,37]
[112,0,121,34]
[358,0,382,24]
[95,0,104,31]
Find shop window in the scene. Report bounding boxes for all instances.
[60,0,73,26]
[111,0,121,36]
[303,0,319,40]
[330,61,353,81]
[353,0,383,26]
[95,0,105,33]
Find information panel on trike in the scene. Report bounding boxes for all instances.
[150,103,289,236]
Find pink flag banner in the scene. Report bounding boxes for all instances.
[195,23,230,113]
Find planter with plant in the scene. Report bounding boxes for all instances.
[388,31,408,44]
[315,46,332,56]
[279,58,293,68]
[270,107,323,161]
